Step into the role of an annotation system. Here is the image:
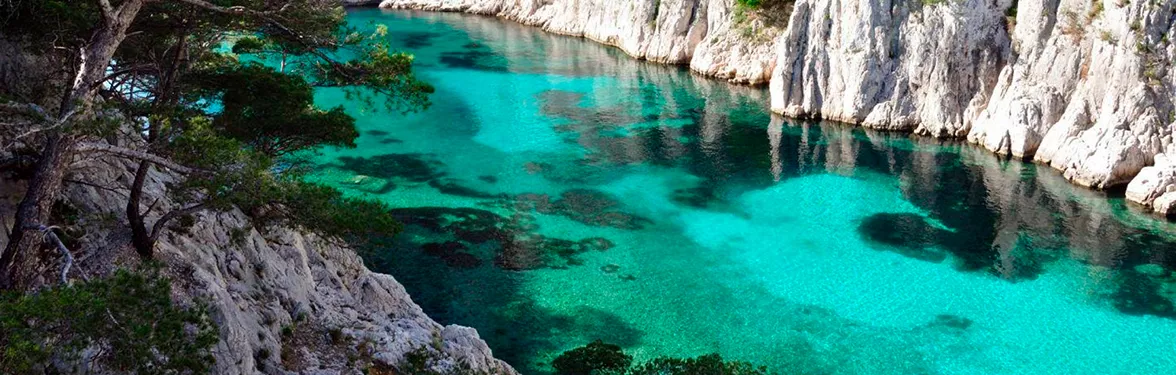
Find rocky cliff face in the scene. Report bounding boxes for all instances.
[377,0,783,84]
[0,157,517,375]
[370,0,1176,216]
[771,0,1175,206]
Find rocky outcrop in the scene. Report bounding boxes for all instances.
[0,156,517,374]
[769,0,1175,193]
[377,0,783,84]
[1127,153,1176,216]
[769,0,1011,137]
[971,0,1175,189]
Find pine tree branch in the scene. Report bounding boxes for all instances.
[75,142,206,174]
[149,203,207,243]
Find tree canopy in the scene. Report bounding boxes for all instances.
[0,0,429,289]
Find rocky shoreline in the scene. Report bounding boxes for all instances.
[0,156,518,374]
[367,0,1176,217]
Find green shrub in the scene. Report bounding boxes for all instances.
[0,269,217,374]
[736,0,764,8]
[278,180,403,242]
[627,354,768,375]
[553,341,772,375]
[553,340,633,375]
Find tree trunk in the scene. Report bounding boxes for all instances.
[0,0,146,291]
[128,160,154,258]
[0,134,76,289]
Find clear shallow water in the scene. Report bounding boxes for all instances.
[309,8,1176,374]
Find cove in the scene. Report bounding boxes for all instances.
[306,8,1176,374]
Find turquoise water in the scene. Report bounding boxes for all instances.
[310,8,1176,374]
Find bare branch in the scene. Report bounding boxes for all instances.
[170,0,275,15]
[75,142,205,174]
[64,178,130,197]
[149,203,206,243]
[0,103,76,152]
[26,224,74,284]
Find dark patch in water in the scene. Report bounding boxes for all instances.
[400,31,441,49]
[378,138,404,145]
[439,49,508,72]
[421,241,483,269]
[858,213,948,263]
[927,314,973,330]
[580,237,615,252]
[335,153,443,182]
[478,175,498,183]
[1111,271,1176,319]
[501,190,651,230]
[858,213,1048,281]
[389,207,611,271]
[334,153,502,198]
[366,130,391,137]
[428,178,505,199]
[671,185,719,209]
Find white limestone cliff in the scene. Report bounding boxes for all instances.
[377,0,784,84]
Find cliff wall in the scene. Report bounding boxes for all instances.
[375,0,1176,215]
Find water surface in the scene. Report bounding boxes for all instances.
[308,8,1176,374]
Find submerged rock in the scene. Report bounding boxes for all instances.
[392,207,610,271]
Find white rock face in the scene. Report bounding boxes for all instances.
[971,0,1175,189]
[378,0,782,84]
[768,0,1175,191]
[769,0,1012,137]
[1126,153,1176,216]
[0,157,517,375]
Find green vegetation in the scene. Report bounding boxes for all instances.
[0,0,429,371]
[552,340,633,375]
[0,0,431,286]
[0,269,217,374]
[552,342,771,375]
[736,0,765,8]
[388,346,502,375]
[627,354,770,375]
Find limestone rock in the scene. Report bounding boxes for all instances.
[1126,153,1176,216]
[377,0,781,84]
[0,156,517,375]
[768,0,1175,190]
[768,0,1012,136]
